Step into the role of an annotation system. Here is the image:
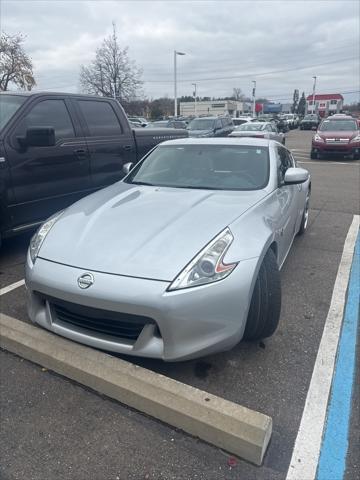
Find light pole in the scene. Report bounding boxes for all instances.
[312,76,317,114]
[174,50,185,117]
[192,83,197,116]
[252,80,256,118]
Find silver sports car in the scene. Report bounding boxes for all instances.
[26,138,310,361]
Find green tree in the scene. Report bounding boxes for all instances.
[297,92,306,116]
[0,32,36,91]
[292,89,299,113]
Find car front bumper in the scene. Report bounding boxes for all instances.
[312,141,360,156]
[26,254,259,361]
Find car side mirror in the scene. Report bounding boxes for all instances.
[123,162,134,175]
[284,167,309,185]
[23,127,56,147]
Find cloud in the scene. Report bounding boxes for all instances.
[2,0,359,102]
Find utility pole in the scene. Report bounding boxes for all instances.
[192,83,197,116]
[312,76,317,114]
[174,50,186,117]
[252,80,256,118]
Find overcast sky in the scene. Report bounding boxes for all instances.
[2,0,359,103]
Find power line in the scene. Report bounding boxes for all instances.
[143,57,358,84]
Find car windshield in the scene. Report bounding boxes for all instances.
[125,144,269,191]
[236,123,266,131]
[188,119,215,130]
[319,120,357,132]
[0,95,27,130]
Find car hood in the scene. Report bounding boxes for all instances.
[39,182,267,281]
[317,130,358,140]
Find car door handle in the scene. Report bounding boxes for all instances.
[123,145,132,151]
[74,148,87,155]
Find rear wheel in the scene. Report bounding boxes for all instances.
[298,189,310,235]
[243,249,281,341]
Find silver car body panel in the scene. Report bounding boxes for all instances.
[26,138,310,361]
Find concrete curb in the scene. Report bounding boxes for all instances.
[0,314,272,465]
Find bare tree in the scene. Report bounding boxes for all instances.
[232,87,246,101]
[0,32,36,91]
[80,23,143,101]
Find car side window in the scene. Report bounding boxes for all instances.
[215,119,222,129]
[14,99,75,142]
[78,100,123,136]
[271,124,278,133]
[276,146,293,184]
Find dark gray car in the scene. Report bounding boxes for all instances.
[188,116,234,137]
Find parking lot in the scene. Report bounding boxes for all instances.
[1,129,359,480]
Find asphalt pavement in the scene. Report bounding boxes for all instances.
[0,129,359,480]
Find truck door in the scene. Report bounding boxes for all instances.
[74,98,137,190]
[4,97,91,229]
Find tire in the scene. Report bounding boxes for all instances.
[243,249,281,341]
[282,138,286,145]
[297,189,310,235]
[310,150,317,160]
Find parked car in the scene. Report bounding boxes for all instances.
[282,113,298,130]
[229,122,285,144]
[0,92,187,245]
[232,117,253,126]
[146,120,187,129]
[26,137,310,361]
[187,116,234,137]
[272,117,290,133]
[300,114,320,130]
[311,115,360,159]
[128,117,148,127]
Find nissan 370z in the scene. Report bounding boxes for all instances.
[26,138,310,361]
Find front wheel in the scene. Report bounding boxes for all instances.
[282,137,286,145]
[243,249,281,341]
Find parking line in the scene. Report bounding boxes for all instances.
[316,231,359,479]
[286,215,359,480]
[0,279,25,296]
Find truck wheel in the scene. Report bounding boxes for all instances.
[243,249,281,341]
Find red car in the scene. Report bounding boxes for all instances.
[311,115,360,159]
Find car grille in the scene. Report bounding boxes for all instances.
[44,297,155,340]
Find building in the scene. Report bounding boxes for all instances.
[179,100,252,117]
[306,94,344,117]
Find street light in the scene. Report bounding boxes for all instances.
[312,76,317,115]
[192,83,197,116]
[174,50,186,117]
[252,80,256,118]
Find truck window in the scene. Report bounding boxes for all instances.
[15,99,75,141]
[78,100,122,136]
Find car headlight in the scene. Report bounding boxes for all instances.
[313,133,324,142]
[350,134,360,143]
[29,210,64,264]
[168,228,238,291]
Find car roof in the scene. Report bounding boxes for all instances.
[0,91,114,100]
[159,137,273,147]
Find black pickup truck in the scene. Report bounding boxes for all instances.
[0,92,187,244]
